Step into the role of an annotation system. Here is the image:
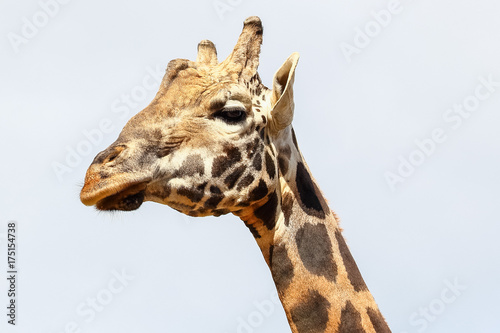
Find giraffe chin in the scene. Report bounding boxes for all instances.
[95,183,147,211]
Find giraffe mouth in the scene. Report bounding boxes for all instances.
[94,182,149,211]
[80,177,151,211]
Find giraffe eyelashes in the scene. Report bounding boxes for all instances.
[214,107,247,124]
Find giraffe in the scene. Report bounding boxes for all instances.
[80,16,391,332]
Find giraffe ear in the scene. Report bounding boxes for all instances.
[269,52,300,133]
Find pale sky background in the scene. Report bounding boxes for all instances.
[1,0,500,332]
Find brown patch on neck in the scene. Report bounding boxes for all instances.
[367,308,391,332]
[290,290,330,333]
[296,223,338,282]
[335,230,368,292]
[338,301,364,333]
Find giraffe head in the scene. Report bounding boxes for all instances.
[80,16,299,218]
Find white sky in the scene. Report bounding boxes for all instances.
[1,0,500,332]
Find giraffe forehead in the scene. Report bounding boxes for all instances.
[160,65,252,101]
[152,82,260,125]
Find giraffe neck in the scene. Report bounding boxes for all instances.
[235,127,390,333]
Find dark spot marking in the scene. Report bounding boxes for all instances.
[278,156,289,175]
[335,230,368,292]
[204,194,224,209]
[255,84,262,96]
[211,145,241,178]
[181,154,205,177]
[152,128,163,140]
[291,128,299,151]
[252,153,262,171]
[249,179,268,202]
[296,223,337,282]
[237,174,255,190]
[197,182,207,191]
[338,301,364,333]
[281,192,294,227]
[177,185,204,203]
[138,147,158,167]
[151,184,171,199]
[270,243,294,292]
[171,201,196,212]
[224,165,246,189]
[295,162,325,218]
[259,127,265,140]
[262,93,266,101]
[367,308,391,333]
[254,192,278,230]
[99,171,110,179]
[226,146,241,161]
[156,146,174,158]
[255,99,261,106]
[209,185,222,194]
[187,210,198,217]
[246,138,260,159]
[265,151,276,178]
[261,115,267,124]
[244,221,261,239]
[290,290,330,333]
[212,209,230,217]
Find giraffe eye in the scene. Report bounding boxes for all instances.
[214,108,247,124]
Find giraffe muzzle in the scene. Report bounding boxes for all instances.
[80,171,151,210]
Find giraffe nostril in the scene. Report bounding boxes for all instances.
[102,146,125,164]
[106,152,119,163]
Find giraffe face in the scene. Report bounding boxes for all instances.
[80,17,298,218]
[81,63,275,216]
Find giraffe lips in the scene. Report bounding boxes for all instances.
[94,182,148,211]
[80,177,150,211]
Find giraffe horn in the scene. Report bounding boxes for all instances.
[196,40,218,65]
[220,16,263,80]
